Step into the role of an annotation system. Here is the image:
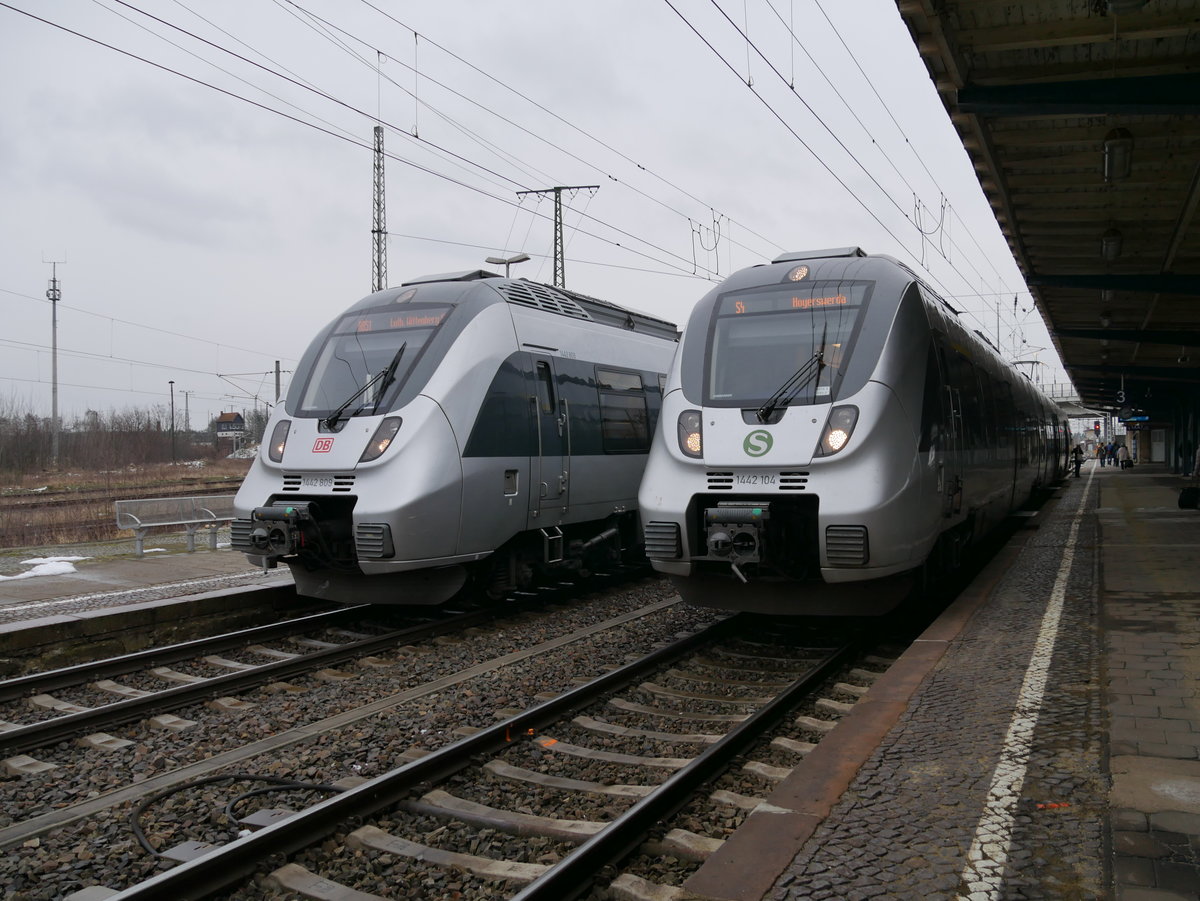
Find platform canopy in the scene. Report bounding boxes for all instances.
[894,0,1200,419]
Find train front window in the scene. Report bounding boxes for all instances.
[298,305,450,417]
[706,282,870,406]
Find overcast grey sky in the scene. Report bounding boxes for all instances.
[0,0,1068,432]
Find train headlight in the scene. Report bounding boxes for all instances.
[360,417,402,462]
[677,409,703,458]
[816,405,859,456]
[267,420,291,463]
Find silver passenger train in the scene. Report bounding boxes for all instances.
[232,270,677,604]
[638,247,1069,615]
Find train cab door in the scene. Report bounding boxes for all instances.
[529,358,569,525]
[933,341,964,518]
[942,385,964,516]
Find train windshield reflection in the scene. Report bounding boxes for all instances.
[297,305,450,417]
[705,282,870,406]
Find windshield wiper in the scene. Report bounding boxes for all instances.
[756,325,828,423]
[371,342,407,414]
[322,342,407,430]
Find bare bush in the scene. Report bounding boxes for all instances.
[0,397,236,480]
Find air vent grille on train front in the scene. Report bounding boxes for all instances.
[779,471,810,490]
[706,472,733,490]
[230,518,255,552]
[825,525,869,566]
[355,523,394,559]
[643,521,682,559]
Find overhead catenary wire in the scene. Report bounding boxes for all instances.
[0,287,296,366]
[350,0,785,256]
[794,0,1025,311]
[669,0,1030,349]
[703,1,1011,311]
[104,0,754,275]
[1,2,721,284]
[1,0,1067,403]
[283,0,778,263]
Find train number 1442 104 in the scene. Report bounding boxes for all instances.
[735,473,776,486]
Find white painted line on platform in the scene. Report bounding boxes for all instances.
[957,468,1093,900]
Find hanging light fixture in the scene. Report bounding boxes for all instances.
[1101,228,1123,261]
[1103,128,1134,181]
[1107,0,1148,13]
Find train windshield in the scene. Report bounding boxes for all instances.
[297,305,450,417]
[706,282,870,406]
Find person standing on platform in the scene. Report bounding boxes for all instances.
[1097,444,1106,467]
[1072,443,1084,478]
[1118,443,1130,470]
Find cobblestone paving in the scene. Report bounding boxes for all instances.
[1106,596,1200,900]
[772,478,1106,899]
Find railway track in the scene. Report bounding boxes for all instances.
[0,584,903,900]
[0,480,240,512]
[0,481,241,549]
[0,576,715,898]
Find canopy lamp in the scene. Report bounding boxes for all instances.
[1103,128,1134,181]
[1101,228,1123,262]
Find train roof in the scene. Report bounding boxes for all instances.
[398,270,679,342]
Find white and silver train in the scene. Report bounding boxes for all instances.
[232,270,678,604]
[638,247,1069,615]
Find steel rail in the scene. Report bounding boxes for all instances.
[513,638,862,901]
[103,614,743,900]
[0,593,349,702]
[0,604,502,758]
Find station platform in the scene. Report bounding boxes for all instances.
[687,461,1200,901]
[0,541,289,626]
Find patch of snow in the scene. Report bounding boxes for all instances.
[0,556,92,581]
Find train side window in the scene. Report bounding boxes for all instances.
[596,367,649,453]
[949,352,983,450]
[978,372,996,449]
[596,368,643,391]
[535,361,555,414]
[995,381,1015,459]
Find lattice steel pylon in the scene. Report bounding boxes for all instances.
[515,185,598,288]
[372,124,387,293]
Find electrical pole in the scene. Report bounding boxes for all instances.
[275,360,281,405]
[515,186,598,288]
[44,259,64,469]
[372,124,387,292]
[169,380,176,464]
[181,391,192,432]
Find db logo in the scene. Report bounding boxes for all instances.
[743,430,773,457]
[312,437,335,453]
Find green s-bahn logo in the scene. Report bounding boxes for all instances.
[743,430,773,457]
